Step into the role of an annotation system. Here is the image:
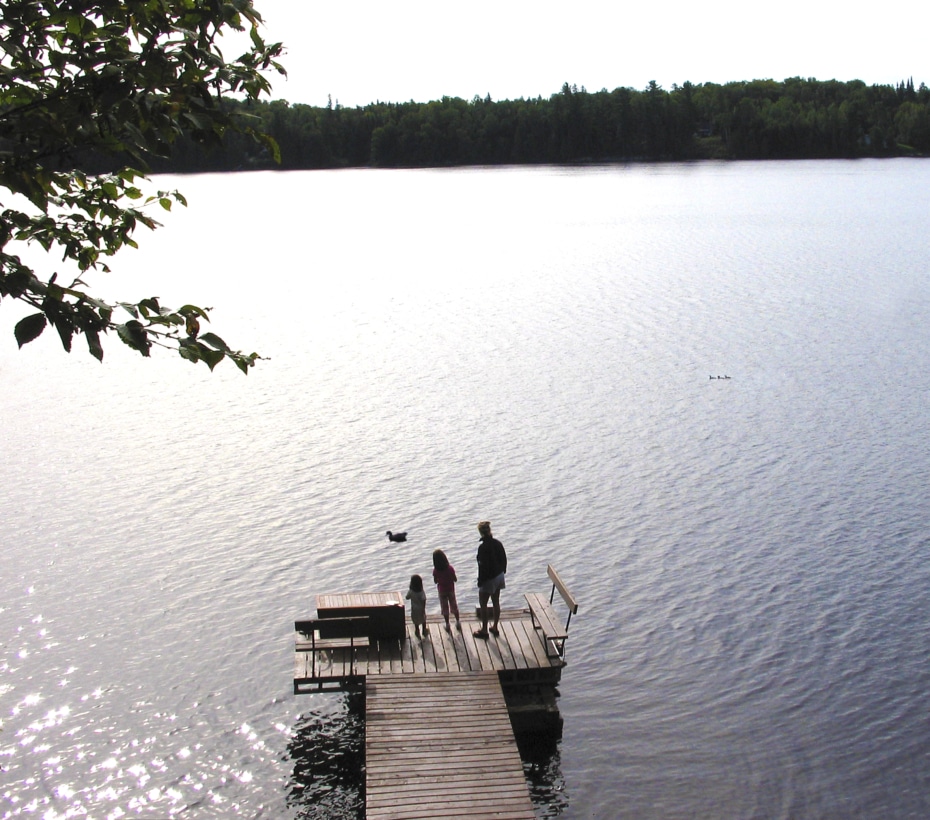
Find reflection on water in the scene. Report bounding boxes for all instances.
[287,694,365,820]
[518,733,570,818]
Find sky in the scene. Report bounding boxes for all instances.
[240,0,929,108]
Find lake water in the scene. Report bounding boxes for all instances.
[3,159,930,819]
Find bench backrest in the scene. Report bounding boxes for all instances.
[547,564,579,614]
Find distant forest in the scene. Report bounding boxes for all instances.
[155,77,930,171]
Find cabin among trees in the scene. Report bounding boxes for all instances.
[154,77,930,172]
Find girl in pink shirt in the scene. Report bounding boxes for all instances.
[432,549,461,632]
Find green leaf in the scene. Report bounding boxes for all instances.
[117,321,151,356]
[178,341,200,363]
[86,329,104,362]
[199,345,225,371]
[233,351,260,374]
[15,313,47,348]
[179,304,210,319]
[138,297,161,317]
[198,332,229,351]
[259,132,282,164]
[53,318,74,352]
[2,265,33,299]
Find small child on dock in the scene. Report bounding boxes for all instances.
[405,574,428,639]
[432,549,461,632]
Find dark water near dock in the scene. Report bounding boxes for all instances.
[3,159,930,818]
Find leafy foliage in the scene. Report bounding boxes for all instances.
[0,0,284,371]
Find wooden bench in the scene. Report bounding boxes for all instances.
[525,565,578,659]
[294,615,370,682]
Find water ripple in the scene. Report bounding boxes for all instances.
[3,161,930,818]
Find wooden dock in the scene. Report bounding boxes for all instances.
[294,608,565,694]
[366,672,535,820]
[295,573,577,820]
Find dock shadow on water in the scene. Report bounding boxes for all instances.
[286,692,366,820]
[517,731,570,818]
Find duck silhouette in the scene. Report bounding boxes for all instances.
[386,530,407,542]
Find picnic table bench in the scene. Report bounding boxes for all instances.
[295,615,370,682]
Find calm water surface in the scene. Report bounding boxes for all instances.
[2,160,930,819]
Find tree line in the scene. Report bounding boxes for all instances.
[154,77,930,172]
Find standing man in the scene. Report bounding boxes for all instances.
[474,520,507,639]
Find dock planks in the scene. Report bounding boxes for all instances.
[365,672,535,820]
[294,608,564,693]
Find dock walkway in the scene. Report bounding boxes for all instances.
[366,672,535,820]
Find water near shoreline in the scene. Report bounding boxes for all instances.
[3,159,930,818]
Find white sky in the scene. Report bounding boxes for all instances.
[243,0,929,108]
